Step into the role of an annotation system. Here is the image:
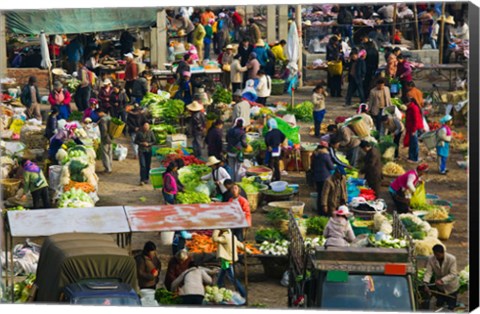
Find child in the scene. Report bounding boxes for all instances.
[312,83,328,137]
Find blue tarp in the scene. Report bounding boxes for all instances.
[6,8,158,35]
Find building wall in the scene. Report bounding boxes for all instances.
[6,68,50,90]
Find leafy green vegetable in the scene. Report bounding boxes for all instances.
[212,85,232,104]
[67,111,83,122]
[290,101,314,122]
[110,117,124,125]
[250,139,267,152]
[177,191,211,204]
[262,187,294,196]
[266,208,289,223]
[305,216,330,235]
[238,176,264,194]
[150,124,177,144]
[255,228,286,243]
[155,288,181,305]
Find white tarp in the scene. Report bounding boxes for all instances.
[40,31,52,70]
[286,22,299,76]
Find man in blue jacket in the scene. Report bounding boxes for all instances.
[65,37,84,74]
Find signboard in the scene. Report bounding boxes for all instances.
[124,202,250,232]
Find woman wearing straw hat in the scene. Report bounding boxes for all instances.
[437,15,455,64]
[201,156,231,196]
[187,101,206,157]
[323,205,355,248]
[436,115,453,175]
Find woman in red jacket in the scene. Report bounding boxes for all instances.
[404,98,424,163]
[48,81,72,120]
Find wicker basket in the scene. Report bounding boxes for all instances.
[271,80,285,95]
[278,219,289,234]
[351,207,386,220]
[348,116,370,138]
[247,192,260,212]
[1,178,22,200]
[268,201,305,217]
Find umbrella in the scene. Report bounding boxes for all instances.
[286,22,299,76]
[40,31,52,70]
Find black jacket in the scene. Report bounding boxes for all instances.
[265,129,286,149]
[205,127,224,159]
[362,41,379,72]
[238,45,253,67]
[126,110,147,134]
[348,59,366,83]
[44,114,57,140]
[131,77,148,98]
[337,9,353,25]
[21,84,41,108]
[190,111,205,135]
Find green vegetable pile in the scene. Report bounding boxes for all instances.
[289,101,314,122]
[255,228,286,243]
[150,124,177,144]
[178,164,211,189]
[141,93,185,123]
[65,78,80,93]
[305,216,329,235]
[368,234,408,249]
[110,117,124,125]
[58,188,94,208]
[13,273,35,303]
[250,139,267,152]
[238,177,265,194]
[204,286,234,303]
[391,98,403,107]
[177,191,211,204]
[2,205,26,217]
[67,111,83,122]
[266,207,289,224]
[212,85,232,104]
[154,288,181,305]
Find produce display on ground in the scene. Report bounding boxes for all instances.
[154,288,181,305]
[382,162,406,176]
[204,286,234,303]
[259,239,290,256]
[289,101,314,122]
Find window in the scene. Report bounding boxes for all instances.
[321,275,412,311]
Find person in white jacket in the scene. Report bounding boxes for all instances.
[230,55,248,93]
[171,262,215,305]
[201,156,231,194]
[255,69,271,105]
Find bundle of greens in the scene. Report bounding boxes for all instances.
[155,288,181,305]
[238,176,265,194]
[67,111,83,122]
[262,187,294,196]
[290,101,314,122]
[266,207,289,224]
[250,139,267,152]
[13,273,35,303]
[150,124,177,144]
[177,191,211,204]
[305,216,329,235]
[58,188,95,208]
[255,228,286,243]
[212,85,232,104]
[110,117,124,125]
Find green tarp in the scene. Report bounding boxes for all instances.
[6,8,159,35]
[34,233,138,302]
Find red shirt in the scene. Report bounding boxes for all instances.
[229,196,251,226]
[232,12,243,27]
[404,102,424,147]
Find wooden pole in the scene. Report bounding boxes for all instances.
[413,4,421,49]
[156,10,167,70]
[438,3,446,64]
[0,13,7,79]
[391,4,398,44]
[296,4,303,87]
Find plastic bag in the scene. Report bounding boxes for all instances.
[280,271,289,287]
[9,119,25,135]
[262,117,300,144]
[113,144,128,161]
[411,182,427,208]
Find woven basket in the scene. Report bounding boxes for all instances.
[247,192,260,212]
[271,80,285,95]
[278,219,290,234]
[268,201,305,217]
[1,178,22,200]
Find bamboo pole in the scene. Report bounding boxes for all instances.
[296,4,303,87]
[391,4,398,44]
[438,3,446,64]
[413,4,421,49]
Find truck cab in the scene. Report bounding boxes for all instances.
[288,212,418,311]
[62,280,141,306]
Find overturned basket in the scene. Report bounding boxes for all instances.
[1,178,22,200]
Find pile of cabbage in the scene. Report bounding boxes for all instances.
[177,165,214,203]
[204,286,234,303]
[57,188,95,208]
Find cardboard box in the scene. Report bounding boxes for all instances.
[166,134,187,148]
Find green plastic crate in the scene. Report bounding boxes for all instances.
[149,167,166,189]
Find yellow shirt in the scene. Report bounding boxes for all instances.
[271,45,287,61]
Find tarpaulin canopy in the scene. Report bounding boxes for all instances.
[34,233,138,302]
[6,8,159,35]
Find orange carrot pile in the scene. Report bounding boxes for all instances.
[64,181,95,193]
[186,234,262,255]
[452,131,465,142]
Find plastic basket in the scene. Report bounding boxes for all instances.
[149,167,166,189]
[419,131,438,150]
[108,121,125,139]
[271,80,285,95]
[429,220,455,240]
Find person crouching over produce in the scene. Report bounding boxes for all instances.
[382,114,405,160]
[422,244,460,310]
[436,115,453,175]
[312,83,328,137]
[165,249,193,292]
[135,122,156,185]
[212,229,251,298]
[82,98,100,123]
[171,261,215,305]
[389,163,429,214]
[135,241,161,290]
[228,183,251,242]
[359,140,383,197]
[311,141,335,215]
[320,165,348,217]
[202,156,231,197]
[22,160,51,209]
[162,162,179,204]
[323,205,355,248]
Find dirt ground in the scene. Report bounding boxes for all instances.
[1,74,469,309]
